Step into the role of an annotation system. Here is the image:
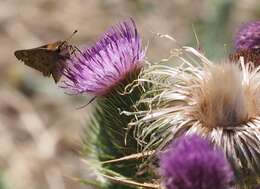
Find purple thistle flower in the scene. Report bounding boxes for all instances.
[63,19,144,96]
[159,135,234,189]
[234,21,260,51]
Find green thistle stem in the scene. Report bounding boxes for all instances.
[83,69,150,189]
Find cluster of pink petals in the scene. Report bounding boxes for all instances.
[160,135,234,189]
[234,20,260,50]
[63,19,143,96]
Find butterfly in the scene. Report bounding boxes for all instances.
[14,30,77,83]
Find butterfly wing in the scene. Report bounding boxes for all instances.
[50,41,72,83]
[14,48,56,77]
[14,39,73,83]
[51,60,68,83]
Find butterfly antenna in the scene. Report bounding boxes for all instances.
[60,30,78,48]
[67,30,78,42]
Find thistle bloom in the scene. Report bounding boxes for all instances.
[131,46,260,182]
[160,135,234,189]
[234,21,260,50]
[63,19,143,96]
[231,21,260,66]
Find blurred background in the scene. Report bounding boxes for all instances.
[0,0,259,189]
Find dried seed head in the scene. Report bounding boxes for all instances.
[132,47,260,181]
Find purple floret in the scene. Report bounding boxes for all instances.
[234,21,260,50]
[63,19,144,96]
[159,135,234,189]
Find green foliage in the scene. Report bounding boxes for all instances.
[0,172,8,189]
[189,0,234,59]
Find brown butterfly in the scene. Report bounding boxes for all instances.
[14,30,77,83]
[229,49,260,66]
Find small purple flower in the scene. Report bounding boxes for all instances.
[63,19,144,96]
[234,21,260,51]
[159,135,234,189]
